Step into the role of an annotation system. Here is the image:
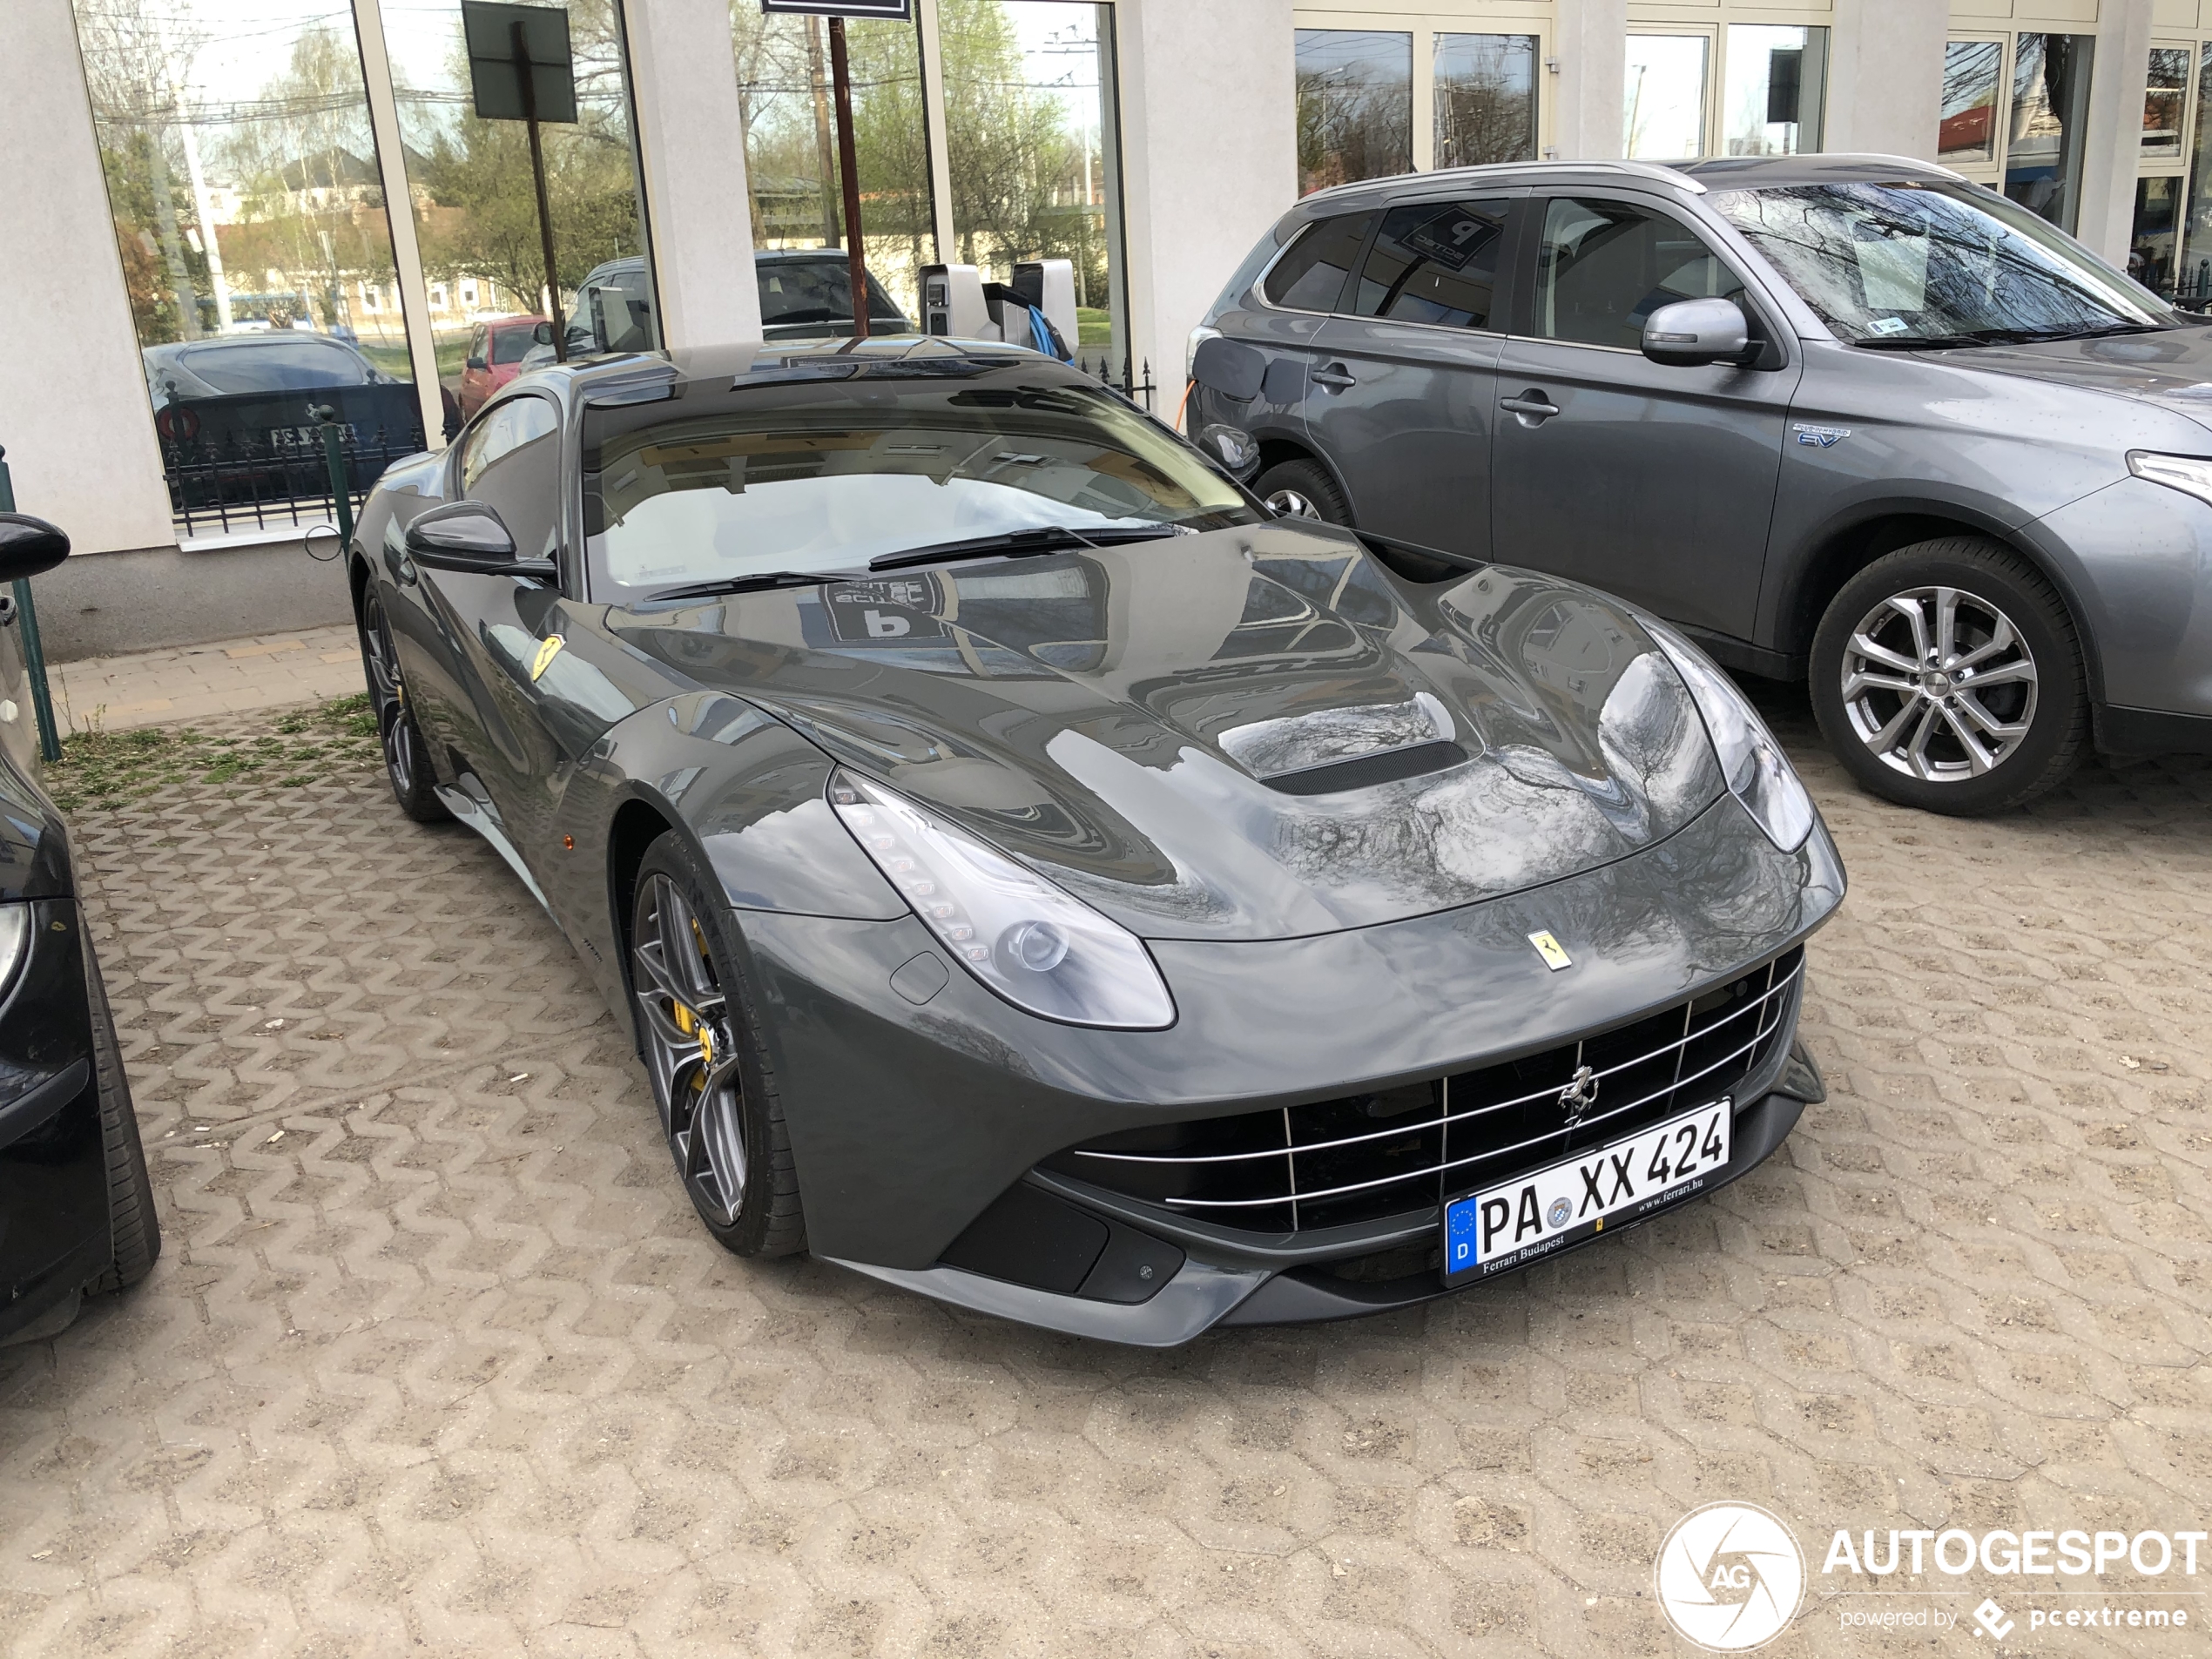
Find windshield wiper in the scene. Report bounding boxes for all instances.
[644,569,863,603]
[1850,333,2001,351]
[867,523,1180,573]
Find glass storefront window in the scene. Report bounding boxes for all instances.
[72,0,423,536]
[941,3,1124,378]
[2006,34,2094,231]
[1722,25,1825,157]
[2146,47,2190,158]
[1624,35,1708,160]
[731,6,934,320]
[386,0,651,423]
[1940,39,2002,165]
[2180,42,2212,307]
[1296,30,1412,195]
[1433,34,1535,170]
[2134,176,2182,297]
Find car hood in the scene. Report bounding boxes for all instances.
[1938,324,2212,426]
[613,525,1729,941]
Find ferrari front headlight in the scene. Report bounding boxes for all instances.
[0,903,26,995]
[1644,620,1817,853]
[828,769,1176,1029]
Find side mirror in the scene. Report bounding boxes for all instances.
[532,321,555,346]
[0,514,70,583]
[404,500,542,577]
[1642,297,1751,368]
[465,354,487,371]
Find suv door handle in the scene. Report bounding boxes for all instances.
[1311,363,1358,388]
[1500,390,1560,421]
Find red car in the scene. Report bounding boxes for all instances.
[455,315,551,419]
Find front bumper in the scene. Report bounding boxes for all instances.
[734,790,1843,1340]
[0,900,109,1344]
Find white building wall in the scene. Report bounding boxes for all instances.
[2078,0,2155,266]
[623,0,764,347]
[0,0,176,555]
[1826,0,1946,159]
[1117,0,1299,398]
[1555,0,1627,160]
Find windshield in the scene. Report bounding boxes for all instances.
[173,337,373,392]
[758,260,908,328]
[583,374,1258,597]
[1710,180,2168,343]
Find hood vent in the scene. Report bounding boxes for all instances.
[1260,738,1469,796]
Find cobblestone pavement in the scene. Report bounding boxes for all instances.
[3,694,2211,1658]
[52,627,362,734]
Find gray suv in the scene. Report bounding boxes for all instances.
[1191,154,2212,814]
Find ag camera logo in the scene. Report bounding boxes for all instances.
[1655,1501,1806,1651]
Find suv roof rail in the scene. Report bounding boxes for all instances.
[1300,158,1707,201]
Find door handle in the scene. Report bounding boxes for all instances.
[1500,390,1561,421]
[1311,363,1358,388]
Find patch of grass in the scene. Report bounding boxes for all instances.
[49,693,381,813]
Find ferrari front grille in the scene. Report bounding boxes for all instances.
[1039,948,1803,1235]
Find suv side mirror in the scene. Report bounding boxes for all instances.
[1642,297,1750,368]
[465,354,487,370]
[532,321,555,345]
[0,514,70,583]
[404,500,554,579]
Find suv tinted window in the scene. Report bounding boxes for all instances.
[1351,198,1510,327]
[1532,197,1743,350]
[1263,212,1375,311]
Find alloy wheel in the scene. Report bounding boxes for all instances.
[631,873,748,1227]
[361,592,420,796]
[1265,488,1318,520]
[1838,584,2040,782]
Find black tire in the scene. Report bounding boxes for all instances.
[628,834,806,1258]
[83,936,159,1295]
[1810,536,2087,815]
[357,580,450,825]
[1254,457,1352,526]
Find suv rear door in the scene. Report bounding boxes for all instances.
[1307,192,1515,563]
[1490,192,1800,639]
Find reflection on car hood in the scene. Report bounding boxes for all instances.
[1946,326,2212,424]
[614,524,1727,941]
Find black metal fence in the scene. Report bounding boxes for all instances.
[162,413,425,540]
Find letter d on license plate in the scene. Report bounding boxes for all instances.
[1442,1100,1730,1281]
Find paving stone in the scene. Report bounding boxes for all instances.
[4,691,2210,1655]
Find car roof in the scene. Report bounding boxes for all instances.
[143,332,368,361]
[1289,152,1963,217]
[547,335,1067,404]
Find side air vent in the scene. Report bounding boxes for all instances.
[1261,739,1468,795]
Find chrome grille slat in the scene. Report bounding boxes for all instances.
[1040,948,1805,1236]
[1157,1007,1785,1210]
[1071,958,1803,1169]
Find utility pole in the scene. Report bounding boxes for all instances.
[828,17,868,340]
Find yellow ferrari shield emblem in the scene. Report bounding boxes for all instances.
[529,634,565,681]
[1527,930,1573,971]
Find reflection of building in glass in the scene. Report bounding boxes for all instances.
[1296,30,1412,196]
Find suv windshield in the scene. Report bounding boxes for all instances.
[1710,180,2168,344]
[759,260,908,329]
[583,374,1257,597]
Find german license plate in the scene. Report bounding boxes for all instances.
[1443,1099,1731,1282]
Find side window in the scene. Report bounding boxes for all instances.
[1352,197,1511,327]
[467,324,488,366]
[459,396,563,560]
[1531,197,1746,351]
[595,271,655,353]
[1262,212,1376,312]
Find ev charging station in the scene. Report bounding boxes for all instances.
[920,259,1079,361]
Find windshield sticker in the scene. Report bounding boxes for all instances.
[1867,316,1909,336]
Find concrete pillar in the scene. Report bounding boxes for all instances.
[0,0,176,556]
[1825,0,1946,160]
[2076,0,2155,265]
[622,0,763,347]
[1116,0,1298,398]
[1552,0,1626,161]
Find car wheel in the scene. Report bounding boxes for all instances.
[1253,457,1351,525]
[83,936,159,1296]
[358,583,449,824]
[1810,537,2087,815]
[629,835,806,1258]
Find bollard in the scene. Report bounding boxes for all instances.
[310,405,354,550]
[0,446,63,764]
